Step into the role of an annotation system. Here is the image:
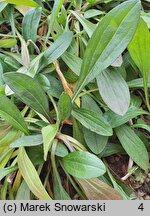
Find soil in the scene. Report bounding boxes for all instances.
[107,155,150,200]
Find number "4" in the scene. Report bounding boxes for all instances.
[138,203,144,211]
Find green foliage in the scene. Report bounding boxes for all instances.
[63,151,106,179]
[0,0,149,201]
[115,125,149,171]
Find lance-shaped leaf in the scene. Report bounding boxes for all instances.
[128,18,150,84]
[72,107,113,136]
[3,0,39,8]
[4,72,50,120]
[0,39,17,48]
[40,31,73,70]
[128,78,150,88]
[81,95,107,154]
[97,69,130,115]
[104,105,148,128]
[18,147,51,200]
[0,2,7,13]
[45,0,64,43]
[72,0,141,101]
[115,125,149,171]
[128,18,150,109]
[58,92,72,122]
[0,94,29,134]
[10,134,43,148]
[0,166,17,181]
[63,151,106,179]
[71,10,96,37]
[23,7,42,43]
[78,178,122,200]
[42,124,58,160]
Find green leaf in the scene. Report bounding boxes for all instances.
[0,39,17,48]
[141,11,150,29]
[62,51,82,76]
[71,10,96,37]
[45,0,64,45]
[18,147,51,200]
[82,94,102,114]
[104,106,148,128]
[15,181,30,200]
[0,129,22,147]
[73,119,86,145]
[17,32,30,68]
[4,72,50,120]
[10,134,43,148]
[42,124,58,160]
[0,2,7,13]
[115,125,149,171]
[81,95,107,154]
[128,18,150,80]
[3,0,39,8]
[78,178,122,200]
[128,18,150,110]
[83,127,108,154]
[63,151,106,179]
[23,8,42,43]
[51,140,71,200]
[55,143,69,157]
[131,123,150,133]
[84,9,105,19]
[40,32,73,70]
[99,142,125,158]
[97,69,130,115]
[58,92,72,122]
[106,167,130,200]
[72,0,141,101]
[72,107,113,136]
[0,94,29,134]
[128,77,150,88]
[0,166,17,181]
[0,63,3,86]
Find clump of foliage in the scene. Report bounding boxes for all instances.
[0,0,150,200]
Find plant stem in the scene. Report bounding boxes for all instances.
[53,60,73,97]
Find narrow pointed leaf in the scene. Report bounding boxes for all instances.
[71,10,96,37]
[104,106,148,128]
[62,51,82,76]
[78,178,122,200]
[128,18,150,79]
[18,147,51,200]
[73,0,141,100]
[42,124,58,160]
[0,39,17,48]
[0,166,17,181]
[0,94,29,134]
[82,95,107,154]
[3,0,39,8]
[40,32,73,70]
[0,129,22,147]
[0,2,7,13]
[4,72,50,120]
[10,134,43,148]
[45,0,64,41]
[115,125,149,171]
[23,8,42,43]
[15,181,30,200]
[128,77,150,88]
[72,107,113,136]
[58,92,72,122]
